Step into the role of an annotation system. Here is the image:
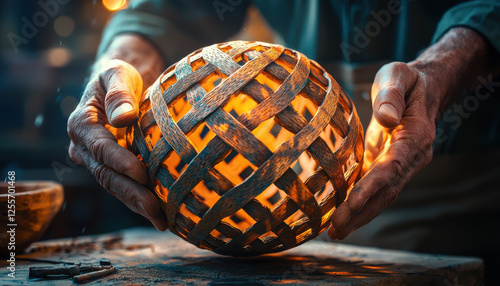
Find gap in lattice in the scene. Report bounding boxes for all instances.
[222,91,259,119]
[199,70,227,94]
[188,121,217,152]
[285,208,306,226]
[258,230,278,243]
[222,208,257,232]
[163,151,186,178]
[321,124,342,153]
[251,117,294,152]
[214,152,258,186]
[291,151,317,182]
[167,93,192,123]
[255,184,286,210]
[315,180,334,202]
[253,72,282,92]
[191,180,220,209]
[274,55,295,74]
[308,65,330,91]
[189,56,207,72]
[291,95,318,124]
[180,202,200,223]
[210,229,227,242]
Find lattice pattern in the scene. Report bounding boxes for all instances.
[127,41,364,256]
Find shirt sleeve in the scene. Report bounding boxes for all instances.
[97,0,250,64]
[432,1,500,53]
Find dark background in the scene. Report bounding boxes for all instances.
[0,0,151,239]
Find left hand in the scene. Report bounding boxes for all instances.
[328,61,438,240]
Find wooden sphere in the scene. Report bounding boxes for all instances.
[127,41,364,256]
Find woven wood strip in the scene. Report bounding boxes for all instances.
[185,72,339,246]
[167,46,322,237]
[128,41,364,256]
[170,55,294,245]
[171,47,322,246]
[242,51,350,200]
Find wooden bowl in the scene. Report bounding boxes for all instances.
[0,181,64,255]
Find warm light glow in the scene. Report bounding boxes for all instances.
[128,41,365,255]
[46,47,71,67]
[103,0,127,11]
[54,16,74,37]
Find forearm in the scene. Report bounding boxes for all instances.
[94,34,165,88]
[409,27,499,122]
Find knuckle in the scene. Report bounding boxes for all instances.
[68,144,79,163]
[390,61,408,72]
[87,138,107,163]
[383,188,399,208]
[67,111,82,140]
[98,60,126,84]
[391,157,406,179]
[119,159,137,176]
[104,87,130,107]
[378,61,406,76]
[91,163,114,192]
[119,186,144,215]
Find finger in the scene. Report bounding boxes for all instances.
[68,113,148,185]
[68,141,84,166]
[371,62,418,128]
[329,184,393,240]
[329,139,416,238]
[98,59,143,128]
[80,149,168,231]
[363,118,389,172]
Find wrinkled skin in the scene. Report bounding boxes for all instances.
[68,35,168,230]
[67,28,494,235]
[329,27,496,239]
[328,62,436,239]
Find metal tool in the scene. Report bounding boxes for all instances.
[29,265,80,279]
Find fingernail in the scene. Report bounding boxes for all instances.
[111,103,134,121]
[328,227,337,240]
[379,104,398,122]
[151,215,168,231]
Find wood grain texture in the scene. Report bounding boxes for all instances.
[2,227,484,285]
[0,181,64,254]
[128,41,364,256]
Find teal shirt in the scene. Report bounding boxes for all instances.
[98,0,500,63]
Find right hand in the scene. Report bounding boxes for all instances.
[67,59,168,231]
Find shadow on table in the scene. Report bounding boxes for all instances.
[132,255,397,284]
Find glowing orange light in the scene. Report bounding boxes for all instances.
[126,41,365,256]
[46,47,71,67]
[102,0,127,11]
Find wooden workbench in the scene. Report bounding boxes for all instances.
[1,227,483,285]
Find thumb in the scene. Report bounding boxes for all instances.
[99,59,144,128]
[371,62,417,128]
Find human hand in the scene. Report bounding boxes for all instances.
[67,58,168,231]
[328,61,437,240]
[327,27,496,240]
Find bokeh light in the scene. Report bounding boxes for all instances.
[60,96,79,117]
[46,47,72,67]
[54,16,75,37]
[102,0,127,11]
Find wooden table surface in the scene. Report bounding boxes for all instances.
[1,227,483,285]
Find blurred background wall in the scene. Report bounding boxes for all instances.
[0,0,274,240]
